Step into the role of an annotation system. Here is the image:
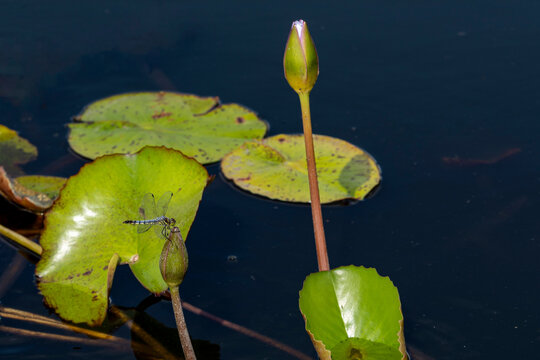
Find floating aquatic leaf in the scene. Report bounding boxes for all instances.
[299,265,406,360]
[16,175,66,201]
[0,167,64,212]
[0,124,37,175]
[221,134,380,203]
[68,92,267,164]
[36,146,209,325]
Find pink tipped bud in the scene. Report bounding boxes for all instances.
[283,20,319,94]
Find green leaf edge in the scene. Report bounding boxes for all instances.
[299,265,407,360]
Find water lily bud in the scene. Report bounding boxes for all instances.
[160,227,188,288]
[283,19,319,94]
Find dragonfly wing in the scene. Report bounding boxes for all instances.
[156,191,173,217]
[138,223,152,233]
[137,193,157,233]
[155,222,166,238]
[155,191,173,238]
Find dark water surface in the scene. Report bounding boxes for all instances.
[1,1,539,359]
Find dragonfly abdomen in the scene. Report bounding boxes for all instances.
[123,216,169,225]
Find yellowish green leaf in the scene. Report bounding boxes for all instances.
[0,167,64,212]
[221,134,380,203]
[0,124,37,175]
[16,175,66,201]
[36,146,208,325]
[68,92,267,164]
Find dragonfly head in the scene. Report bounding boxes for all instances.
[169,218,176,227]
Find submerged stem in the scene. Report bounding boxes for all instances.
[169,286,196,360]
[298,92,329,272]
[0,223,42,256]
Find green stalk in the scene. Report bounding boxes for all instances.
[0,223,42,256]
[169,286,196,360]
[298,92,329,272]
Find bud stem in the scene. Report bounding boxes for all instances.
[170,286,196,360]
[298,92,330,272]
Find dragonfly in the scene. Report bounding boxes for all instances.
[123,191,176,240]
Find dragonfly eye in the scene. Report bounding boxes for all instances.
[170,218,176,226]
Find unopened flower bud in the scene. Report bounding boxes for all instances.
[283,20,319,94]
[160,227,188,288]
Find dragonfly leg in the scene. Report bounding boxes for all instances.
[161,225,169,240]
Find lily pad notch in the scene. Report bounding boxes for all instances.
[36,146,209,325]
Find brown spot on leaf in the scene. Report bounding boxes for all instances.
[237,175,251,181]
[82,269,93,276]
[152,110,172,119]
[349,348,362,358]
[236,117,244,124]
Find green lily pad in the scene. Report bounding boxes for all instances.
[0,124,37,175]
[299,265,406,360]
[68,91,267,164]
[16,175,66,201]
[36,146,209,325]
[0,167,64,212]
[221,134,380,203]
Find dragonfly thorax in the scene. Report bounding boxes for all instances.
[165,217,176,227]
